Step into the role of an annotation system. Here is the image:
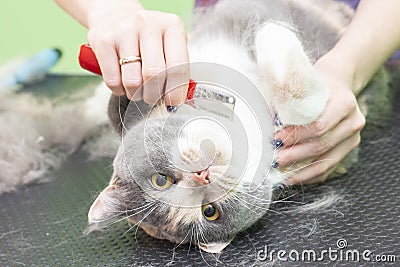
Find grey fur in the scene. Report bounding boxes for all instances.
[100,0,392,251]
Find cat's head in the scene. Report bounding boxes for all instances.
[89,101,275,253]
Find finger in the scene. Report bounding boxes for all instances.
[92,42,124,95]
[285,133,360,185]
[119,32,143,100]
[140,29,166,104]
[275,91,356,146]
[276,113,359,167]
[163,18,189,106]
[300,167,336,185]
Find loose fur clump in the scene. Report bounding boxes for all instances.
[0,83,116,194]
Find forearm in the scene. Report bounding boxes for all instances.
[54,0,143,28]
[324,0,400,95]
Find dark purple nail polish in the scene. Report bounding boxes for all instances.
[274,113,283,126]
[272,139,284,149]
[272,183,286,191]
[272,161,279,168]
[167,106,178,113]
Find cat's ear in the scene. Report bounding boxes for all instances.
[255,23,329,126]
[199,239,233,254]
[88,178,124,223]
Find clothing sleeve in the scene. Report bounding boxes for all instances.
[195,0,219,7]
[335,0,360,9]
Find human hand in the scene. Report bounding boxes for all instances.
[86,0,189,106]
[274,54,366,185]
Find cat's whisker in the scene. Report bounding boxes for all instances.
[231,196,263,214]
[195,225,221,265]
[214,180,274,205]
[194,226,208,264]
[232,190,276,211]
[279,158,335,176]
[234,187,273,204]
[116,200,156,213]
[187,224,196,255]
[122,203,159,237]
[260,207,286,216]
[197,225,209,245]
[197,226,222,263]
[230,194,270,213]
[234,192,272,207]
[273,189,303,202]
[172,225,192,251]
[100,201,157,229]
[211,180,240,192]
[117,96,130,134]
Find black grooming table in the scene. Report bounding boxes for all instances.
[0,73,399,266]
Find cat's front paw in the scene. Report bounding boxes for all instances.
[255,23,329,126]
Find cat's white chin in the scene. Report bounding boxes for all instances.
[199,239,233,254]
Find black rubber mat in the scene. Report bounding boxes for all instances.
[0,74,399,266]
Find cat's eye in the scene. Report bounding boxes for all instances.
[151,173,174,190]
[202,204,220,221]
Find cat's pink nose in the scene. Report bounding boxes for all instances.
[192,169,210,185]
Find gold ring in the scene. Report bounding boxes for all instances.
[119,56,142,65]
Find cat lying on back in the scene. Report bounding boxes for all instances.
[0,0,387,253]
[87,0,391,253]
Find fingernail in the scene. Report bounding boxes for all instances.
[272,161,279,168]
[274,113,283,126]
[167,105,178,113]
[272,139,284,149]
[272,183,286,191]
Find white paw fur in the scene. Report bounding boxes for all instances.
[255,23,330,126]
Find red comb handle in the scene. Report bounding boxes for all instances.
[79,44,102,76]
[187,79,197,101]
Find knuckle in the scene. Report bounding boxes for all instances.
[105,79,122,90]
[88,32,114,47]
[136,10,147,21]
[344,94,357,112]
[142,66,166,80]
[313,119,328,137]
[314,163,331,178]
[290,128,300,144]
[313,140,329,156]
[353,114,366,132]
[168,14,184,27]
[276,152,289,166]
[167,64,189,76]
[123,79,142,89]
[117,24,137,37]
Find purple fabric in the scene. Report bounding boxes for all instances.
[195,0,360,8]
[335,0,360,9]
[195,0,218,7]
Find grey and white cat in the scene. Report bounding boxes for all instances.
[0,0,390,250]
[86,0,391,253]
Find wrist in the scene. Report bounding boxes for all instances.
[315,48,359,94]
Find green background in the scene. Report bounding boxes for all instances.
[0,0,194,74]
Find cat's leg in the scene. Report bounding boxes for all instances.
[255,23,330,126]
